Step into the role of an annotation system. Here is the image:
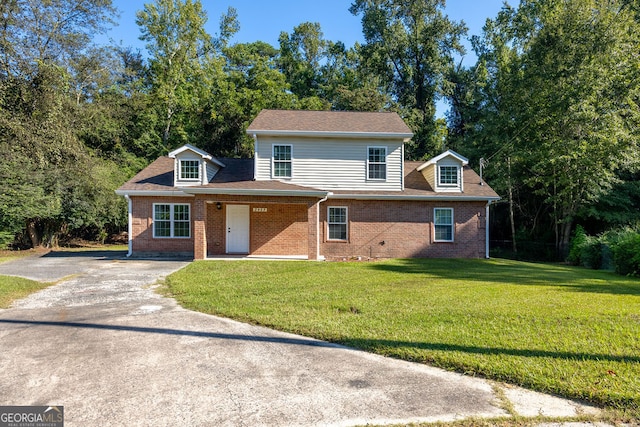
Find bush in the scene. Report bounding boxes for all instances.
[611,232,640,277]
[568,225,603,269]
[0,232,14,249]
[567,225,587,265]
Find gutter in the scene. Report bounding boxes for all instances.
[181,188,331,198]
[115,190,195,197]
[485,200,495,259]
[124,195,132,257]
[327,193,501,202]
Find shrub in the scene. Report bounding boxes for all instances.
[567,225,587,265]
[568,226,603,269]
[611,232,640,277]
[0,232,14,250]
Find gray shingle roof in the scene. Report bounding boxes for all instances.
[247,110,413,135]
[117,157,500,200]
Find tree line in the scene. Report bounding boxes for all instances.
[0,0,638,265]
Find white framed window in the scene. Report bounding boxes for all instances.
[367,146,387,180]
[180,160,200,181]
[327,206,348,241]
[153,203,191,238]
[273,144,292,178]
[434,208,454,242]
[438,165,459,186]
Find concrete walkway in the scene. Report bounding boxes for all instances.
[0,252,602,426]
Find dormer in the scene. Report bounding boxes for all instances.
[168,144,226,187]
[417,150,469,193]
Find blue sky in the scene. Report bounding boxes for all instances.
[104,0,512,116]
[106,0,510,63]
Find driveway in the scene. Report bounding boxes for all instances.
[0,252,600,426]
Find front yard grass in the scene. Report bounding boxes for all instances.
[0,275,51,308]
[164,258,640,415]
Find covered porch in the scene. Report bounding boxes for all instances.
[189,193,326,261]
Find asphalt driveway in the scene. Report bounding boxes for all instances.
[0,252,600,426]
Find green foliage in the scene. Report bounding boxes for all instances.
[451,0,640,254]
[137,0,213,150]
[568,226,640,276]
[0,0,117,78]
[166,259,640,410]
[611,232,640,277]
[350,0,467,159]
[567,225,588,265]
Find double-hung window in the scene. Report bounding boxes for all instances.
[327,207,348,241]
[180,160,200,181]
[439,165,458,186]
[154,204,190,238]
[368,147,387,180]
[273,145,292,178]
[434,208,454,242]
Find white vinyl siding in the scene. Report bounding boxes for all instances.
[153,204,190,238]
[434,208,454,242]
[327,207,348,241]
[255,136,403,191]
[205,162,220,183]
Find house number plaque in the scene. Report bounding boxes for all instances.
[252,207,267,212]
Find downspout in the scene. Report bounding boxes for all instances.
[316,192,331,260]
[125,195,133,257]
[485,201,491,259]
[252,134,258,179]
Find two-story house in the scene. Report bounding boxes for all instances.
[116,109,500,260]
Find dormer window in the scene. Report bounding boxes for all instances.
[180,160,200,181]
[439,165,459,186]
[417,150,468,193]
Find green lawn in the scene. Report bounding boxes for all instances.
[165,258,640,413]
[0,275,51,308]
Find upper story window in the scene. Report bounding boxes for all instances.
[180,160,200,181]
[368,146,387,180]
[439,165,459,186]
[273,145,292,178]
[153,204,190,238]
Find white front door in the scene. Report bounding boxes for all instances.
[226,205,250,254]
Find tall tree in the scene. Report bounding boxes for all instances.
[136,0,213,150]
[452,0,640,256]
[278,22,327,101]
[0,0,117,78]
[350,0,466,159]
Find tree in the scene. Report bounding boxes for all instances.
[452,0,640,256]
[350,0,466,159]
[136,0,213,150]
[278,22,328,101]
[0,0,117,78]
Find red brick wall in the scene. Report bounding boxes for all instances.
[202,195,317,257]
[130,196,195,256]
[320,199,487,259]
[131,195,487,259]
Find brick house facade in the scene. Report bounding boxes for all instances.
[117,110,499,260]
